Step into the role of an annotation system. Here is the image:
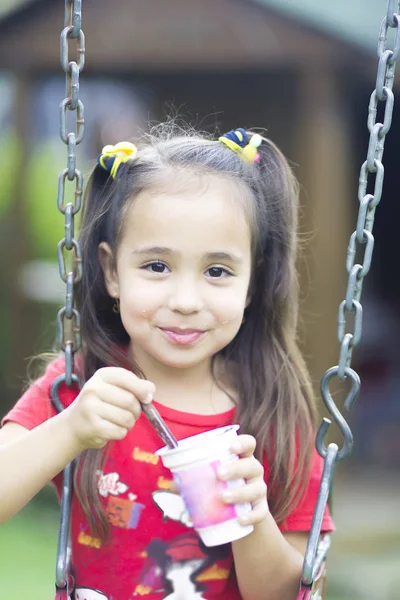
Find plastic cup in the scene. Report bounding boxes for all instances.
[156,425,253,546]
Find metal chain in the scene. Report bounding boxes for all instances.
[301,0,400,588]
[50,1,85,597]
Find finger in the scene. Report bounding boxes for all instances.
[95,401,138,430]
[230,434,256,457]
[95,367,156,402]
[237,503,269,527]
[221,479,267,505]
[96,419,129,443]
[91,382,142,419]
[218,456,264,481]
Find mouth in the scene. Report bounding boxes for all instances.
[158,327,206,346]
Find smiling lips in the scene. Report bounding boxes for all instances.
[159,327,206,346]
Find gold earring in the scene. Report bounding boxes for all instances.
[112,298,120,314]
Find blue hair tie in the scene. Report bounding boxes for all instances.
[219,129,262,164]
[221,128,249,148]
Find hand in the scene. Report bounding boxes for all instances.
[218,434,269,527]
[64,367,156,450]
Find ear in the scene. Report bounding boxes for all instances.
[98,242,119,298]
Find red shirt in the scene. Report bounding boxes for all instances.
[2,358,334,600]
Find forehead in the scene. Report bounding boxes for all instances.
[121,174,253,253]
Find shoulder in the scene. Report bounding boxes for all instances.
[36,355,81,409]
[1,355,81,430]
[270,449,335,533]
[262,443,325,485]
[29,355,75,395]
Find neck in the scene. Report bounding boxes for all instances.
[128,347,235,414]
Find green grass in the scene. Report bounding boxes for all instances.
[1,497,347,599]
[0,499,59,598]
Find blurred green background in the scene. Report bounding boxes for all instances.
[1,1,400,599]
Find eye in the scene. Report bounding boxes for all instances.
[206,266,232,279]
[142,261,170,274]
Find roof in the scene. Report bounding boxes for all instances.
[0,0,390,56]
[255,0,389,53]
[0,0,373,72]
[0,0,36,20]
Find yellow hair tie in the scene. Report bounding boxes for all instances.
[98,141,138,179]
[242,134,263,163]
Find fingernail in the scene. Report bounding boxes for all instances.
[218,467,228,479]
[144,392,153,404]
[221,490,232,502]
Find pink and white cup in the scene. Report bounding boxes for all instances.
[156,425,253,546]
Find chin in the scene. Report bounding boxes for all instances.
[158,356,206,369]
[150,347,213,369]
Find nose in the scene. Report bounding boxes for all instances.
[167,275,204,314]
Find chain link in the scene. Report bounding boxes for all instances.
[50,1,85,596]
[301,0,400,588]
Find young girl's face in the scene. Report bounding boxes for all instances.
[100,174,252,373]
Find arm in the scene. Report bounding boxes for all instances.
[0,366,156,525]
[232,516,305,600]
[0,416,84,524]
[219,435,305,600]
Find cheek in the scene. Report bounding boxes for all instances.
[211,287,248,324]
[119,281,160,321]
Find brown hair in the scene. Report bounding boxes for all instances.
[74,122,317,539]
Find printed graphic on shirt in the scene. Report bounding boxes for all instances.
[97,471,129,497]
[95,470,146,530]
[74,587,109,600]
[157,476,174,490]
[152,490,193,528]
[196,563,230,582]
[132,446,160,465]
[133,490,230,598]
[77,524,102,549]
[106,495,146,530]
[136,533,230,598]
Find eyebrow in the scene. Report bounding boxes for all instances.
[132,246,243,264]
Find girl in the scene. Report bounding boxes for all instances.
[0,125,333,600]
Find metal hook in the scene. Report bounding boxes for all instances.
[50,373,80,413]
[302,444,336,586]
[50,373,78,591]
[316,366,360,461]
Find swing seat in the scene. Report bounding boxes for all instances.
[55,571,75,600]
[296,561,327,600]
[55,585,73,600]
[296,532,331,600]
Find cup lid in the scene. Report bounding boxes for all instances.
[156,424,240,469]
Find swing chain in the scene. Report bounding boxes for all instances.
[302,0,400,588]
[336,0,400,387]
[51,0,85,597]
[55,0,85,390]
